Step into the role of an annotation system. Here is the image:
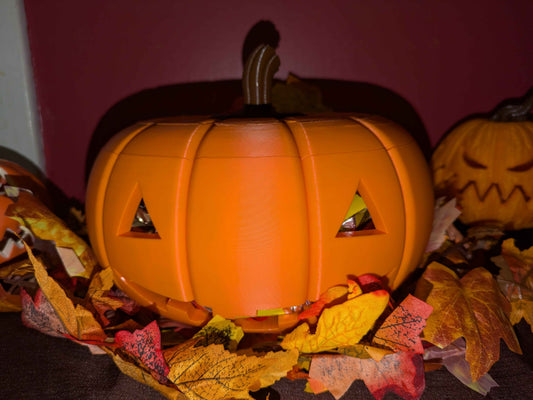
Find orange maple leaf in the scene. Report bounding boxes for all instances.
[495,239,533,331]
[373,294,433,353]
[421,262,521,381]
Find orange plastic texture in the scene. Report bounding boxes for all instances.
[86,115,434,331]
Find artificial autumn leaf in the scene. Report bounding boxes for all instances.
[500,238,533,276]
[0,257,34,279]
[22,241,106,341]
[21,288,68,337]
[424,338,498,396]
[309,351,425,400]
[494,239,533,331]
[0,256,37,310]
[335,344,393,362]
[106,287,141,316]
[355,274,387,295]
[164,339,298,400]
[281,290,389,353]
[109,350,187,400]
[56,246,87,277]
[193,315,244,351]
[0,284,21,311]
[508,298,533,330]
[425,197,462,253]
[420,262,521,381]
[87,267,123,326]
[286,365,309,381]
[373,294,433,353]
[306,378,328,394]
[115,320,170,384]
[298,285,349,321]
[7,191,97,278]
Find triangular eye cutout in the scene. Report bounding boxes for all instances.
[130,199,159,237]
[336,191,376,237]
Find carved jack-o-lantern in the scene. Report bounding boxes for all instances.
[432,91,533,231]
[86,46,434,331]
[0,160,46,263]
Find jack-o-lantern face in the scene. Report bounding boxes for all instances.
[86,115,433,331]
[0,160,45,263]
[86,45,433,331]
[432,93,533,231]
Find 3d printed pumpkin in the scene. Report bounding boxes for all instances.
[86,46,434,331]
[0,160,46,263]
[432,91,533,231]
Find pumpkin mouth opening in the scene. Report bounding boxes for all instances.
[114,273,306,333]
[459,181,531,203]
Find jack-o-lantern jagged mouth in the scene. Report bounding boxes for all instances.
[459,181,531,203]
[0,227,32,259]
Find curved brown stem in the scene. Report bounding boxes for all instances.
[242,44,280,106]
[491,89,533,122]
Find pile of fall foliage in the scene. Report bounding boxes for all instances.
[1,184,531,399]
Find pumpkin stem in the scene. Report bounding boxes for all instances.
[242,44,280,109]
[490,88,533,122]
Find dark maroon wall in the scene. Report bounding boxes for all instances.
[24,0,532,201]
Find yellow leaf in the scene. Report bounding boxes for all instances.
[164,340,297,400]
[495,239,533,331]
[510,298,533,331]
[7,192,97,278]
[258,348,299,388]
[24,241,105,341]
[281,290,389,353]
[0,258,34,279]
[502,238,533,266]
[88,266,115,293]
[335,344,393,362]
[0,284,21,311]
[87,267,123,311]
[298,285,349,321]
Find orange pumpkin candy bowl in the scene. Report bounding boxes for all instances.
[432,90,533,231]
[86,46,434,332]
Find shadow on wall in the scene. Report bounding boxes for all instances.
[85,20,430,185]
[0,146,84,222]
[0,146,45,180]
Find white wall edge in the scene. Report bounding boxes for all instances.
[0,0,45,177]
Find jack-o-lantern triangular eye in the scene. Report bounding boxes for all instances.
[336,191,377,237]
[130,199,159,236]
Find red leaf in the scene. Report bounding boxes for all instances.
[21,288,68,338]
[309,351,425,400]
[298,285,348,320]
[373,294,433,353]
[356,274,386,293]
[115,321,170,383]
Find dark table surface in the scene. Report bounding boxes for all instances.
[1,312,532,400]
